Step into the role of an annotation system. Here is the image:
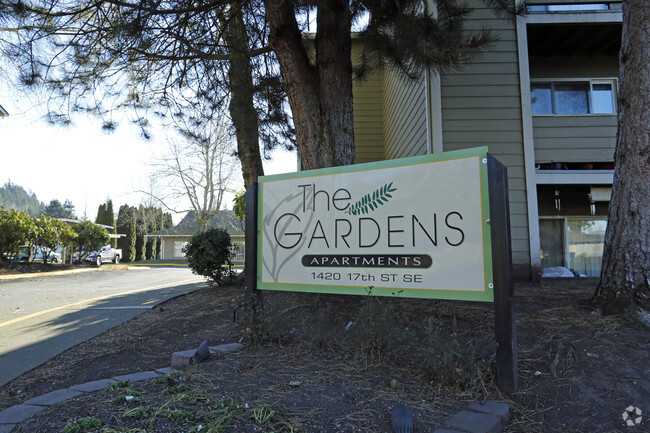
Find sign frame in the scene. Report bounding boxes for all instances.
[255,147,495,302]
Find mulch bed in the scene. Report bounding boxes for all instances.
[1,279,648,432]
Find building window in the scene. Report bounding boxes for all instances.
[531,80,616,115]
[566,219,607,277]
[173,241,188,258]
[540,218,607,277]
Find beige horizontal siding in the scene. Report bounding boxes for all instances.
[441,1,529,272]
[533,115,617,163]
[383,70,428,160]
[353,66,385,164]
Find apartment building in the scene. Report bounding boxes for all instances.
[352,0,622,281]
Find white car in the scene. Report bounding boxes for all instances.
[17,249,61,263]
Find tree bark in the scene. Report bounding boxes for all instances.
[265,0,355,170]
[592,0,650,314]
[224,8,265,188]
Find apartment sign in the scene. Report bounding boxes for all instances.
[257,147,495,302]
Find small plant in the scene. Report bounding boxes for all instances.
[183,227,235,285]
[187,413,233,433]
[59,417,102,433]
[105,380,130,391]
[251,404,276,424]
[110,389,146,406]
[240,295,284,345]
[165,383,190,394]
[171,390,210,405]
[353,287,409,361]
[122,406,154,419]
[100,429,146,433]
[159,408,201,424]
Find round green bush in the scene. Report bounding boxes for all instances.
[183,228,235,285]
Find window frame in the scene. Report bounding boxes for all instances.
[530,78,617,116]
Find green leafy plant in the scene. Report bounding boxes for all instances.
[73,220,110,262]
[170,390,209,405]
[165,383,190,394]
[233,190,246,231]
[345,182,397,215]
[196,399,249,432]
[59,417,102,433]
[183,227,235,285]
[105,380,130,391]
[109,389,146,406]
[122,406,154,419]
[251,404,276,424]
[0,207,37,262]
[158,408,201,424]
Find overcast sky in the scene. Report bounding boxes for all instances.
[0,84,297,223]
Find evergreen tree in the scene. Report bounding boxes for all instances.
[44,199,64,218]
[62,200,76,219]
[164,213,174,231]
[593,0,650,313]
[95,203,107,225]
[145,206,157,260]
[96,199,118,247]
[106,199,117,247]
[155,207,164,258]
[135,205,147,261]
[0,181,44,216]
[116,205,136,262]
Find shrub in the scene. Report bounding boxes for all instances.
[183,228,235,285]
[73,220,110,262]
[0,207,36,262]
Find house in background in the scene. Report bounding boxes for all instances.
[352,0,621,281]
[145,210,245,264]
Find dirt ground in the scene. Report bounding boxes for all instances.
[0,270,648,433]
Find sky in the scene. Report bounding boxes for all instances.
[0,85,297,224]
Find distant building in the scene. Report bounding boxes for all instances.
[145,211,244,262]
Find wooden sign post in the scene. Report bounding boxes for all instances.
[487,154,518,394]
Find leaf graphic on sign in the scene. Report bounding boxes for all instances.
[345,182,397,215]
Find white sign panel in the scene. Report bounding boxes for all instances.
[257,148,494,301]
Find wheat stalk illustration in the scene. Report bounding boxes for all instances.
[345,182,397,215]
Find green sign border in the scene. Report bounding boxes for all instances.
[257,146,495,302]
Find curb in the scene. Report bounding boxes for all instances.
[0,265,147,281]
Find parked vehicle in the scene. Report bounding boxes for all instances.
[15,246,62,263]
[84,245,122,266]
[31,251,62,263]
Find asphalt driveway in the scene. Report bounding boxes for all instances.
[0,267,205,387]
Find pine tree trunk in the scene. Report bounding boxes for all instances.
[224,9,265,188]
[593,0,650,314]
[265,0,355,170]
